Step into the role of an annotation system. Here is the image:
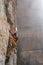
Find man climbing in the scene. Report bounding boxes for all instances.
[5,29,18,65]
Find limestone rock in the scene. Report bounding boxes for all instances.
[0,0,16,65]
[0,0,10,65]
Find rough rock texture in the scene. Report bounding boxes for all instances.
[5,0,17,33]
[0,0,10,65]
[0,0,16,65]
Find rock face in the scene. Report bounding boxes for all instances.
[0,0,16,65]
[0,0,10,65]
[5,0,17,33]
